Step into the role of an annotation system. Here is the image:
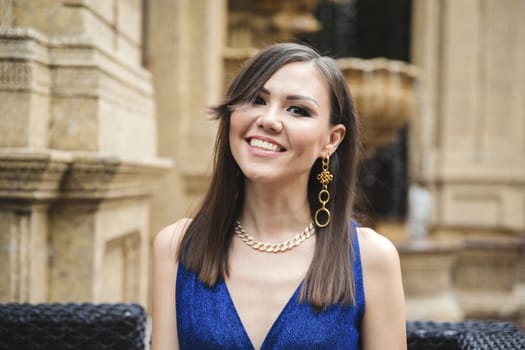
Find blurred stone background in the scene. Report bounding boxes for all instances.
[0,0,523,329]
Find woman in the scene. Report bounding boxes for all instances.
[153,43,406,350]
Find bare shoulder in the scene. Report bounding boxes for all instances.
[152,218,191,350]
[357,227,406,349]
[356,227,400,272]
[153,218,192,259]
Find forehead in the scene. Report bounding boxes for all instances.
[263,61,329,100]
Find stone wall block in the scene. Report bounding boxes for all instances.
[10,1,109,39]
[50,96,99,151]
[99,231,141,302]
[94,197,150,304]
[48,204,96,301]
[48,44,155,156]
[0,91,33,147]
[0,33,52,147]
[117,0,142,45]
[440,184,525,231]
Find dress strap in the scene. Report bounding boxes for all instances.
[349,219,366,323]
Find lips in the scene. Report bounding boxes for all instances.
[247,137,285,152]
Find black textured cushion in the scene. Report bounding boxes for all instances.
[0,303,146,350]
[407,320,525,350]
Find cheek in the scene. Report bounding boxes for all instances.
[290,126,329,152]
[229,109,252,137]
[229,113,243,142]
[229,112,250,157]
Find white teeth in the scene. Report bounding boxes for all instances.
[249,138,282,152]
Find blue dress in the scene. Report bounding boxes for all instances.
[176,222,365,349]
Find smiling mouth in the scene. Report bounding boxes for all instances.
[248,138,285,152]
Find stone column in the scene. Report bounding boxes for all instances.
[411,0,525,319]
[146,0,227,237]
[0,1,169,305]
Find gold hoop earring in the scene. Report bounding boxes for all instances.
[314,154,333,228]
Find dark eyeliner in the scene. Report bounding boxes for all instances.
[252,95,266,105]
[288,105,311,117]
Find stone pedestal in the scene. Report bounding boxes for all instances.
[398,240,464,321]
[455,237,525,320]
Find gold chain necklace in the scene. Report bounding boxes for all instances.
[234,221,315,253]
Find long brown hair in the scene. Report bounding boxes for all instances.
[177,43,360,308]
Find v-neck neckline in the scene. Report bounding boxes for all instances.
[221,279,304,350]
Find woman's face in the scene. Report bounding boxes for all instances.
[229,61,345,186]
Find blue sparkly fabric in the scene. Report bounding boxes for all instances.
[176,221,365,349]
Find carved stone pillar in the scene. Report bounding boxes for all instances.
[0,150,70,302]
[146,0,227,234]
[0,1,169,305]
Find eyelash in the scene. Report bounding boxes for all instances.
[252,95,266,105]
[251,95,311,117]
[287,106,311,117]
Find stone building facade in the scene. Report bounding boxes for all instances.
[407,0,525,323]
[1,0,524,327]
[0,0,169,306]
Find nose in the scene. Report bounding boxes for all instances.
[256,107,283,133]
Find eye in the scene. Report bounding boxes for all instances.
[287,105,311,117]
[252,95,266,105]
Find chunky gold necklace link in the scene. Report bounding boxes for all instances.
[234,221,315,253]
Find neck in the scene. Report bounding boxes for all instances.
[240,178,312,241]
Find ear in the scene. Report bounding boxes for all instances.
[323,124,346,156]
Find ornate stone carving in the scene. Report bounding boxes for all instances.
[60,154,171,200]
[336,57,420,157]
[0,61,31,89]
[0,149,71,200]
[228,0,321,48]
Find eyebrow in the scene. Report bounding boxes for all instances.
[260,87,320,107]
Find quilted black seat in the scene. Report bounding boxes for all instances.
[407,320,525,350]
[0,303,146,350]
